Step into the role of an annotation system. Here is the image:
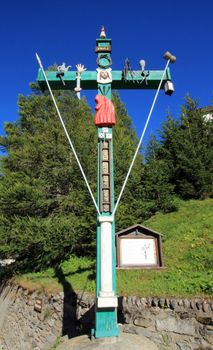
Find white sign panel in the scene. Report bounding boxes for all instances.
[120,238,157,266]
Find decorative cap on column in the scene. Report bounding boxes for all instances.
[96,26,111,53]
[100,25,106,38]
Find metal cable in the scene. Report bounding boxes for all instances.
[112,59,171,217]
[36,53,100,215]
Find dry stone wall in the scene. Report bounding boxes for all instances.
[0,283,212,350]
[119,296,213,350]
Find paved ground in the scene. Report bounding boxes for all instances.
[56,333,158,350]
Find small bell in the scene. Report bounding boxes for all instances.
[164,80,175,96]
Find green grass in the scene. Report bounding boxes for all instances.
[15,256,96,294]
[50,337,62,350]
[15,199,213,297]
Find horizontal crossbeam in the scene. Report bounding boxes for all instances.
[37,68,171,91]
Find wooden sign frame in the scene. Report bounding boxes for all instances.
[116,225,163,269]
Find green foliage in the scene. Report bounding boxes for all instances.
[141,198,213,296]
[112,92,146,229]
[157,96,213,199]
[142,135,176,216]
[1,87,212,277]
[50,336,62,350]
[16,255,95,294]
[0,89,149,271]
[0,214,80,269]
[0,90,97,270]
[200,281,213,294]
[16,199,213,297]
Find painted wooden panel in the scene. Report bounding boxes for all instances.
[37,68,171,91]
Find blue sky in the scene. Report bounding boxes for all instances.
[0,0,212,152]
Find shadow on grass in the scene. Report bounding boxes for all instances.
[61,262,96,280]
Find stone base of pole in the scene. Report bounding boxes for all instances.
[56,333,158,350]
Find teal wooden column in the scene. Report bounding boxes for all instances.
[36,25,175,340]
[94,27,120,339]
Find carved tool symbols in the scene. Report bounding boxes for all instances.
[122,57,149,84]
[122,58,135,82]
[56,62,71,86]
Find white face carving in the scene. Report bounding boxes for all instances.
[100,71,110,79]
[97,68,112,84]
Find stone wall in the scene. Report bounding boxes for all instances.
[0,283,212,350]
[119,296,213,350]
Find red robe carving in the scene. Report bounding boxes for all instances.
[94,95,116,127]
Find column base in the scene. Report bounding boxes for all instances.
[94,306,120,338]
[97,296,118,308]
[99,290,115,297]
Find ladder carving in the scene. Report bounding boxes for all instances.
[99,140,112,213]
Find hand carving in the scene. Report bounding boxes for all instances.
[76,64,87,74]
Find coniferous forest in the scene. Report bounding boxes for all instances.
[0,85,212,273]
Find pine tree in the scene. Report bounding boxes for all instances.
[0,88,97,270]
[142,135,175,215]
[0,89,146,270]
[159,96,213,199]
[112,92,145,229]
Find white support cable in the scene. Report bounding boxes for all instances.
[35,53,100,215]
[112,59,171,217]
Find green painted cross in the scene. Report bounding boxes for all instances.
[37,26,175,339]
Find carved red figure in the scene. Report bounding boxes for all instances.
[94,95,116,127]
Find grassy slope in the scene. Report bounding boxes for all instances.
[15,199,213,297]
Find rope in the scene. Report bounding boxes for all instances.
[36,53,100,215]
[112,59,171,217]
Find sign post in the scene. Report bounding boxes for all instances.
[36,26,175,339]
